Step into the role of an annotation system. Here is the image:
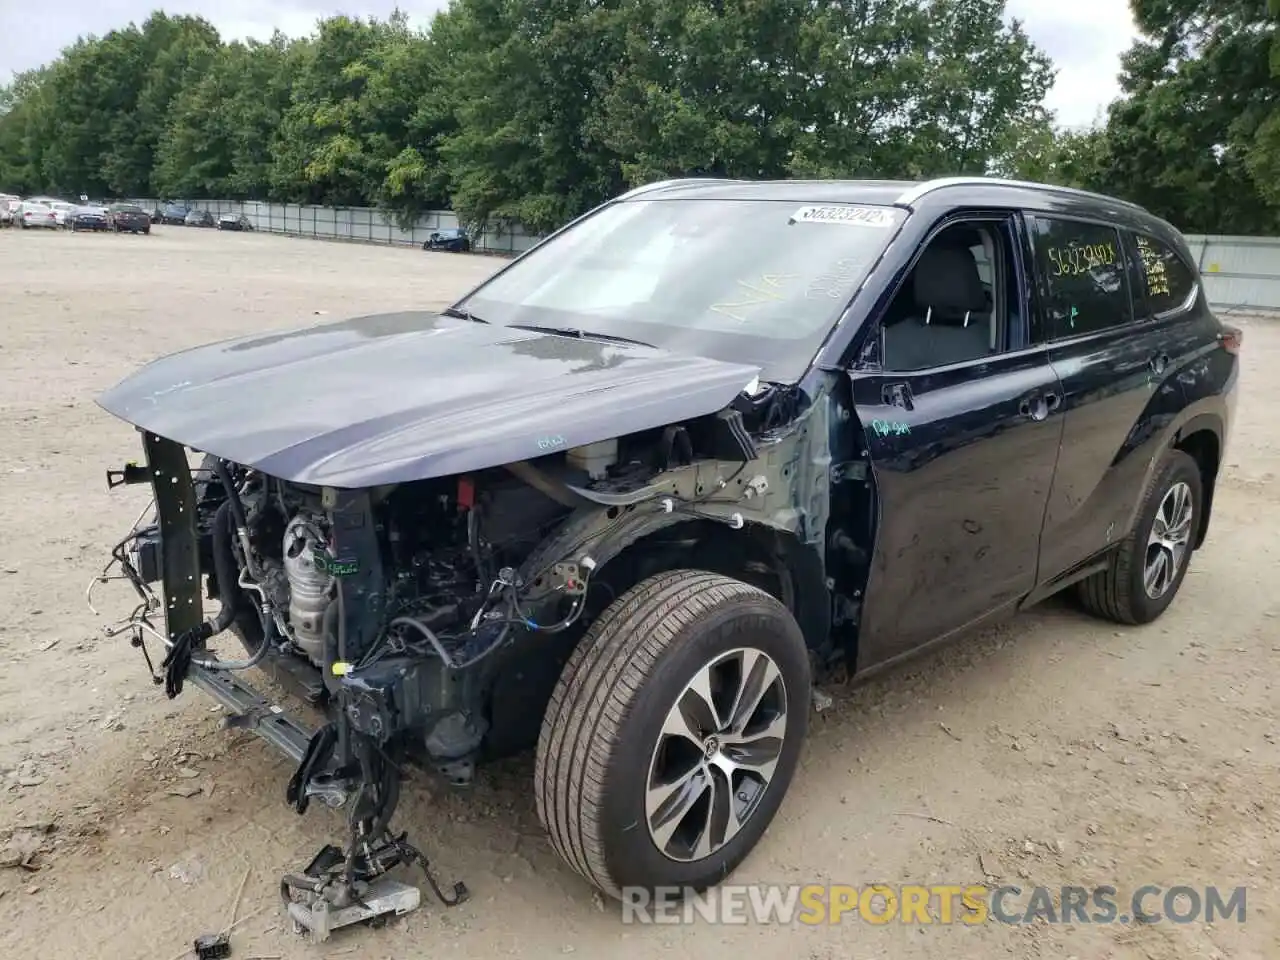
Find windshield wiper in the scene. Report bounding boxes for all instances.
[441,305,488,323]
[506,323,654,349]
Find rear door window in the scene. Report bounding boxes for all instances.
[1027,216,1133,340]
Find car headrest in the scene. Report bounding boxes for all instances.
[912,245,987,323]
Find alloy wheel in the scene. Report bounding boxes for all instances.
[645,647,788,863]
[1144,480,1194,599]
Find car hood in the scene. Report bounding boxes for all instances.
[97,311,762,488]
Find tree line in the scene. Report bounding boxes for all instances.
[0,0,1275,236]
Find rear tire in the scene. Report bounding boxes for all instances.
[535,570,810,900]
[1076,449,1202,625]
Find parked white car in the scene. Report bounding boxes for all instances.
[17,201,59,229]
[50,201,78,228]
[0,195,17,226]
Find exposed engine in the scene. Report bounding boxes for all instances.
[225,465,579,678]
[282,513,333,666]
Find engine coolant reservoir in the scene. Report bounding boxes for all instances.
[566,439,618,480]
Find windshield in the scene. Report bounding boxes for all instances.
[456,197,904,381]
[114,204,142,213]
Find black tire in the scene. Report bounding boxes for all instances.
[1076,448,1203,625]
[535,570,811,900]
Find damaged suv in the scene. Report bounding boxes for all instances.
[92,176,1239,923]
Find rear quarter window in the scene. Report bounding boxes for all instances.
[1131,232,1198,315]
[1028,216,1132,339]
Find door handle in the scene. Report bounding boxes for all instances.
[1149,353,1170,375]
[882,382,914,411]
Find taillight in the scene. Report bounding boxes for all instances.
[1219,325,1243,355]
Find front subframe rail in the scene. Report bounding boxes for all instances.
[188,662,315,764]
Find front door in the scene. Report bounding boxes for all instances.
[850,214,1065,669]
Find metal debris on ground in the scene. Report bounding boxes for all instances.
[193,932,231,959]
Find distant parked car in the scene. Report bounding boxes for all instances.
[216,213,253,232]
[108,203,151,234]
[158,203,190,225]
[70,204,111,232]
[50,201,78,228]
[423,227,471,253]
[0,195,17,227]
[184,209,215,228]
[17,201,59,229]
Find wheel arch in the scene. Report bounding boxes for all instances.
[1171,415,1223,549]
[484,515,829,759]
[582,517,830,656]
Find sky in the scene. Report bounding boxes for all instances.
[0,0,1138,128]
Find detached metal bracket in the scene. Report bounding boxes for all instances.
[106,461,150,489]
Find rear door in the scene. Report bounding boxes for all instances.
[851,213,1065,668]
[1028,214,1198,580]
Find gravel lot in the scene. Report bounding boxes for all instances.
[1,226,1277,960]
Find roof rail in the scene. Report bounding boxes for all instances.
[895,176,1148,213]
[616,177,739,201]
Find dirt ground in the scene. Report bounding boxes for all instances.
[0,225,1277,960]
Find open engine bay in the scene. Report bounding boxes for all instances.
[86,375,859,939]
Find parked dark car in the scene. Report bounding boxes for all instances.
[184,209,215,228]
[216,213,253,231]
[423,226,470,252]
[91,176,1239,922]
[107,203,151,234]
[69,205,111,232]
[157,203,189,225]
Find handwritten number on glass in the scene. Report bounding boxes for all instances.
[1135,235,1171,298]
[1046,242,1117,278]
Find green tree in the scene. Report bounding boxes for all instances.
[155,35,299,198]
[992,114,1112,189]
[1244,0,1280,207]
[0,68,54,194]
[1,1,1066,234]
[431,0,1054,232]
[1103,0,1279,233]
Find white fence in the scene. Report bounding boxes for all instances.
[141,199,1280,311]
[1184,235,1280,314]
[142,199,541,256]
